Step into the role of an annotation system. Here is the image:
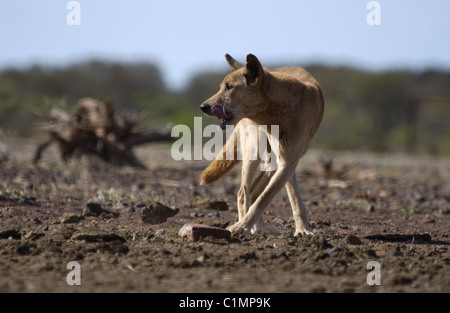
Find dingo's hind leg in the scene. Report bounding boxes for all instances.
[228,164,293,234]
[285,173,313,236]
[238,160,280,235]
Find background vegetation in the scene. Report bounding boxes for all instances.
[0,60,449,155]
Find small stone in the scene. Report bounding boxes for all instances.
[83,202,104,216]
[346,234,362,245]
[32,217,43,225]
[83,202,119,218]
[155,229,166,237]
[196,254,208,263]
[24,231,45,240]
[140,202,179,225]
[60,213,84,224]
[124,207,136,213]
[389,245,403,257]
[208,212,221,218]
[178,223,231,242]
[366,205,375,212]
[205,201,228,211]
[19,196,28,204]
[327,246,342,257]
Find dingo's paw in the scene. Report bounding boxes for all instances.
[227,222,250,235]
[294,228,314,237]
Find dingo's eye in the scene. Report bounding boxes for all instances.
[225,84,233,91]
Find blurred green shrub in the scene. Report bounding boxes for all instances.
[0,60,449,155]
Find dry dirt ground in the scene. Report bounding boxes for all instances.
[0,139,449,293]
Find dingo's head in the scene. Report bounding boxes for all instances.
[200,54,268,130]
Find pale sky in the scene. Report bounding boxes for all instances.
[1,0,449,89]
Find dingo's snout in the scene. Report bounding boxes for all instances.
[200,103,211,115]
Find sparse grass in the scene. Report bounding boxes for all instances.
[92,188,125,209]
[393,207,419,220]
[86,186,179,211]
[194,196,210,206]
[147,188,177,209]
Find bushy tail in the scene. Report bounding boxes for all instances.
[200,158,238,185]
[200,131,238,185]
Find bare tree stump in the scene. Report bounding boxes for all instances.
[33,98,172,168]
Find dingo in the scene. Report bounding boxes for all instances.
[200,54,324,236]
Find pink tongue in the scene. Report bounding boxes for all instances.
[210,104,229,119]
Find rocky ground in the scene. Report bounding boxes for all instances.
[0,140,449,293]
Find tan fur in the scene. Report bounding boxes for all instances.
[200,54,324,236]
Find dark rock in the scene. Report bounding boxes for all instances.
[0,228,21,239]
[83,202,119,218]
[346,234,362,245]
[17,242,36,255]
[32,217,43,225]
[140,202,179,224]
[205,201,228,211]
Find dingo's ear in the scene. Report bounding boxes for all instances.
[225,54,243,71]
[244,54,264,87]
